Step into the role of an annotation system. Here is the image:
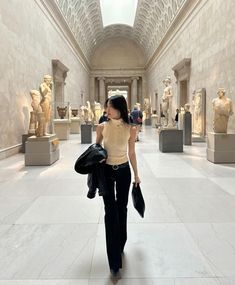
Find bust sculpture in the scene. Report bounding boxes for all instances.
[184,103,190,113]
[161,76,173,127]
[212,88,233,133]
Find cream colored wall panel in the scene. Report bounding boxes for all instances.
[0,0,89,151]
[90,38,146,69]
[147,0,235,133]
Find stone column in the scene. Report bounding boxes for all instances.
[98,77,105,106]
[131,77,139,109]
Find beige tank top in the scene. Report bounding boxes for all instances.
[102,119,131,165]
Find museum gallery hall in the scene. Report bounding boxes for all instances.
[0,0,235,284]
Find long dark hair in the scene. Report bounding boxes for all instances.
[107,95,129,124]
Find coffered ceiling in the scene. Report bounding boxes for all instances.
[55,0,186,63]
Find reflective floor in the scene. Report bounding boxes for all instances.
[0,126,235,285]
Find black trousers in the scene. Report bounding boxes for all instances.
[103,163,131,270]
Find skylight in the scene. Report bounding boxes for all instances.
[100,0,138,27]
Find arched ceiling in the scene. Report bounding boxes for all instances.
[55,0,186,63]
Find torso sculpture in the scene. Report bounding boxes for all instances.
[94,101,101,124]
[144,98,150,120]
[192,92,202,134]
[28,90,42,134]
[212,88,233,133]
[161,77,173,128]
[39,75,53,135]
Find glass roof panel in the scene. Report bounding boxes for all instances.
[100,0,138,27]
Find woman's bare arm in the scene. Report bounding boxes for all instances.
[128,126,141,186]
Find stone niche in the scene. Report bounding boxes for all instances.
[172,58,191,108]
[52,59,69,119]
[191,88,206,141]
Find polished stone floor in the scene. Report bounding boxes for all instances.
[0,127,235,285]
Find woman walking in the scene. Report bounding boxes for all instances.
[96,95,141,277]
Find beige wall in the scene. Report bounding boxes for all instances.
[0,0,89,152]
[90,37,146,69]
[147,0,235,133]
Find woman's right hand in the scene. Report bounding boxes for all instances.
[134,176,141,187]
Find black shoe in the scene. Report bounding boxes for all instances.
[87,190,96,199]
[110,268,120,278]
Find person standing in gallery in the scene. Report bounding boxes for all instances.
[96,95,141,277]
[131,106,143,141]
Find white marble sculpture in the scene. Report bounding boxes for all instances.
[39,74,53,136]
[212,88,233,133]
[192,90,202,134]
[144,98,151,119]
[86,101,94,122]
[94,101,102,124]
[184,103,190,113]
[28,90,42,135]
[161,76,173,128]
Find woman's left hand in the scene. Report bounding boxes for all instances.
[134,176,141,187]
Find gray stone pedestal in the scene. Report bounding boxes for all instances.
[22,134,33,153]
[183,112,192,145]
[70,117,81,134]
[151,115,158,128]
[93,124,98,132]
[159,129,183,152]
[54,119,71,140]
[25,134,60,166]
[81,124,92,144]
[207,132,235,163]
[145,118,152,126]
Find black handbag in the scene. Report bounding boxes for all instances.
[132,183,145,218]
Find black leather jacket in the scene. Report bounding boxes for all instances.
[74,143,108,198]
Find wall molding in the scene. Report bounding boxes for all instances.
[0,144,22,161]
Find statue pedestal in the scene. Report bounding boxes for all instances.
[81,124,92,144]
[145,118,152,126]
[183,112,192,145]
[192,135,206,142]
[25,134,60,166]
[178,113,184,130]
[207,132,235,163]
[54,119,70,140]
[159,129,183,152]
[70,117,81,134]
[151,115,158,128]
[22,134,33,153]
[93,124,98,132]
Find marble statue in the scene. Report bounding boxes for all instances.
[136,102,141,111]
[144,98,151,119]
[39,74,53,135]
[80,101,94,124]
[161,76,173,128]
[94,101,102,124]
[86,101,94,122]
[28,90,42,135]
[212,88,233,133]
[192,91,202,134]
[184,103,190,113]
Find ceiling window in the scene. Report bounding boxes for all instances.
[100,0,138,27]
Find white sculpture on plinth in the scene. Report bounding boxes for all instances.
[212,88,233,133]
[39,74,53,136]
[94,101,102,124]
[161,76,173,128]
[28,90,42,135]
